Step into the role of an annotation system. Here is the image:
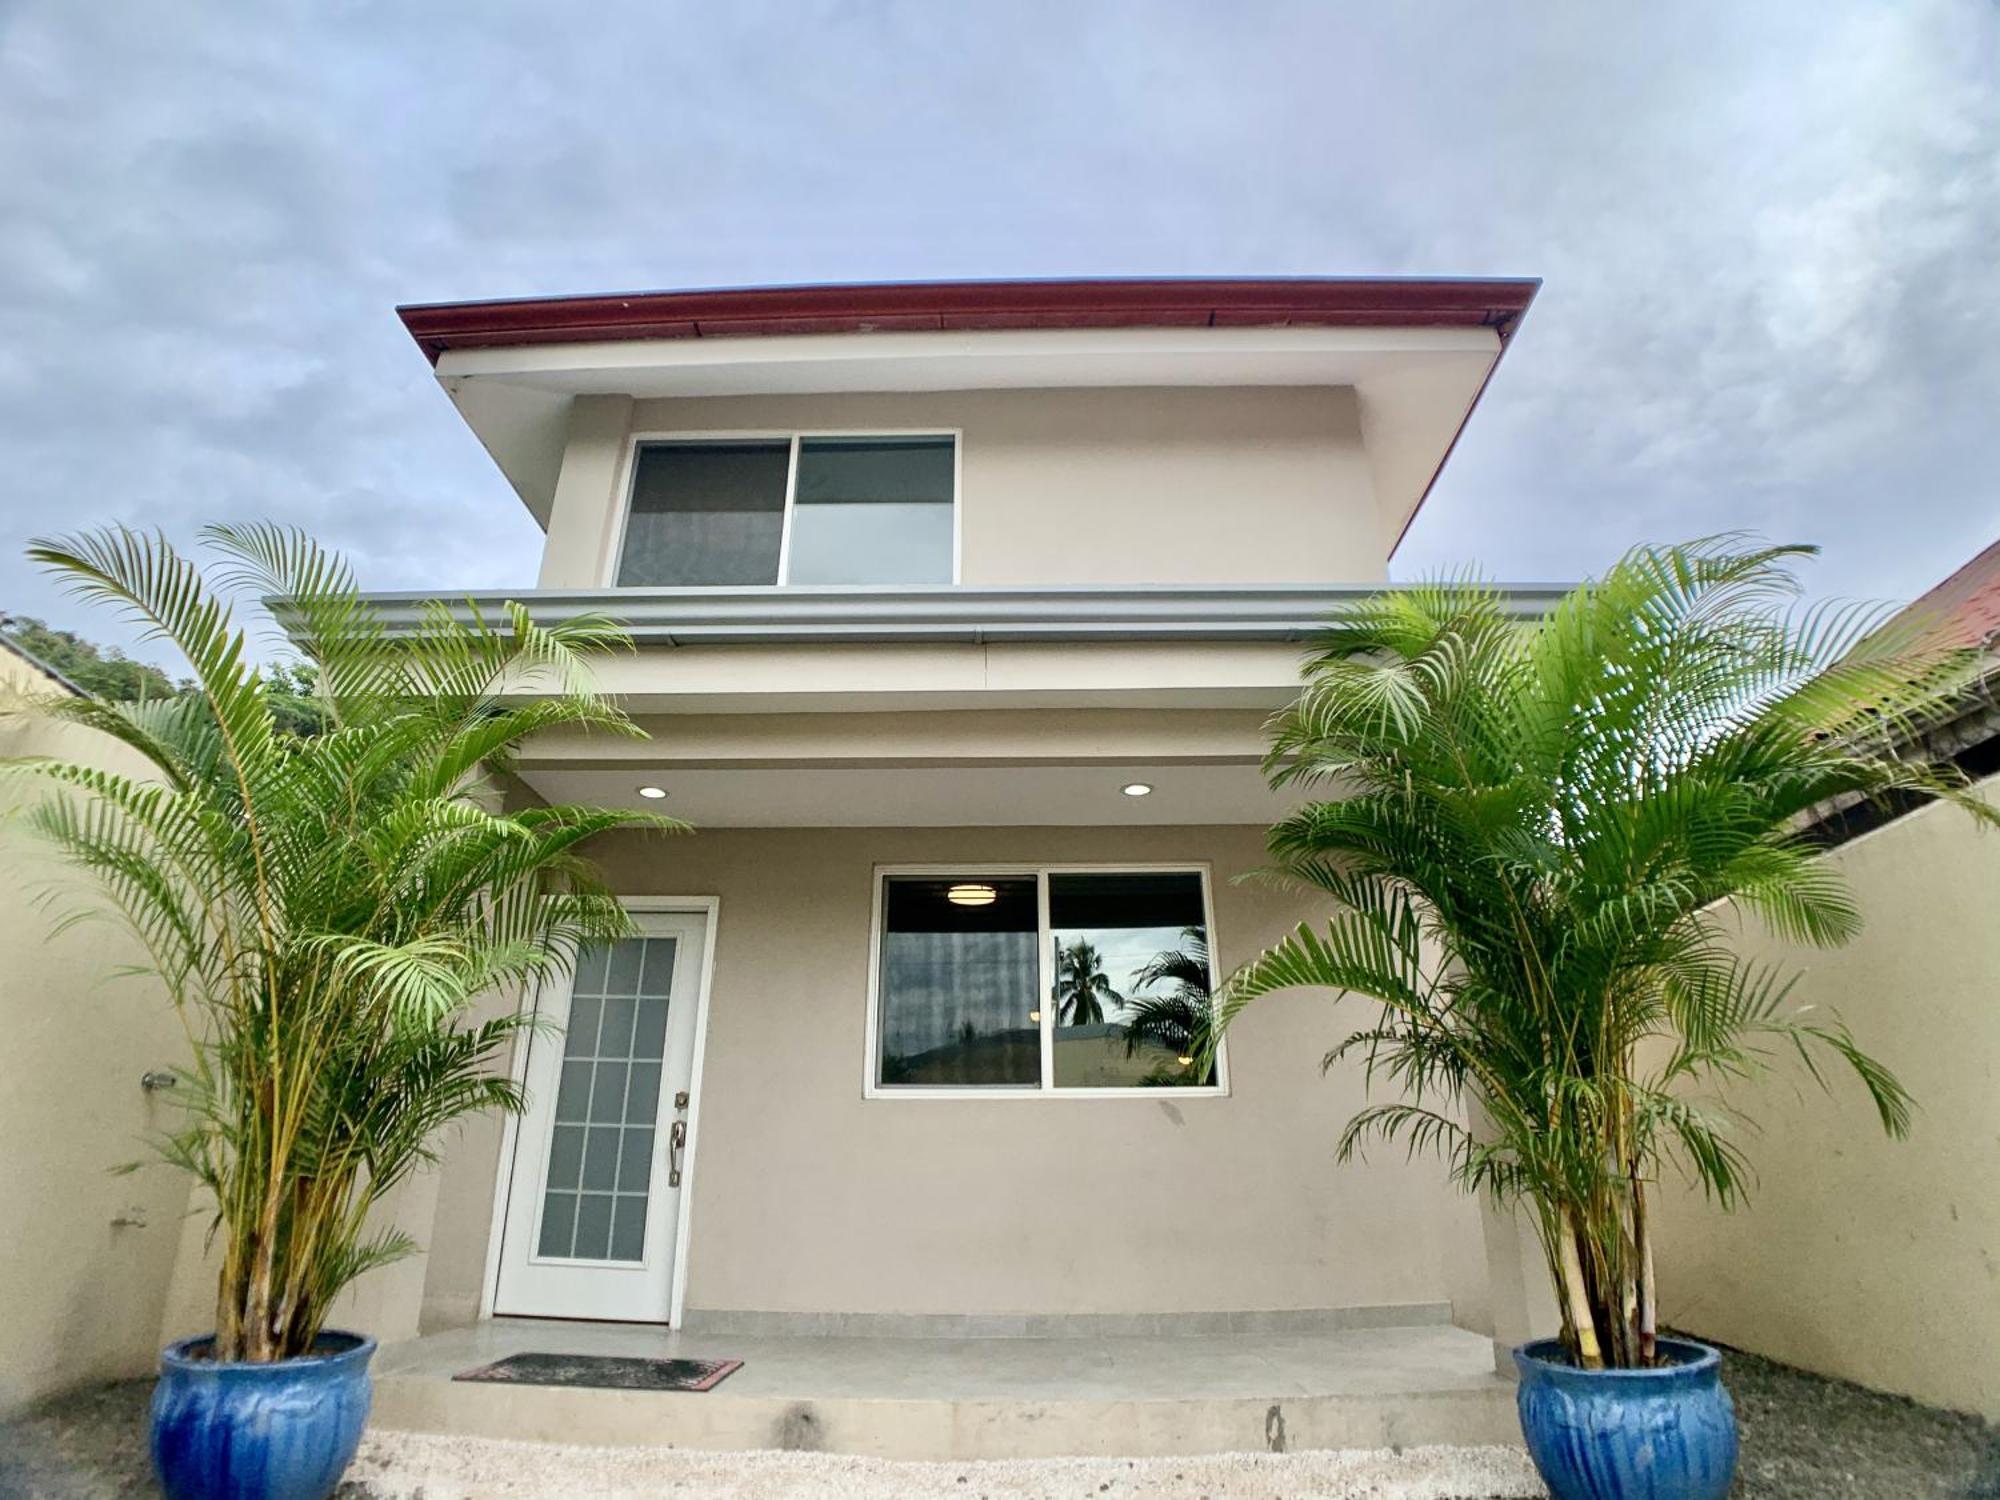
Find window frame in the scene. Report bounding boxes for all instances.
[604,428,963,589]
[863,862,1229,1101]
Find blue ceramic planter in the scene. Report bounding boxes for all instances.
[1514,1336,1737,1500]
[151,1331,375,1500]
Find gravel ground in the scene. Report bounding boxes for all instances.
[3,1345,1995,1499]
[1716,1342,2000,1499]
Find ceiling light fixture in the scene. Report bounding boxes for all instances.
[1121,782,1153,797]
[946,882,998,907]
[637,785,669,799]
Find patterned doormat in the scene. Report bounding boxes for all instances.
[453,1352,743,1392]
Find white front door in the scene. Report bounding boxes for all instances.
[494,910,708,1322]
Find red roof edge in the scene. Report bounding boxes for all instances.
[396,276,1541,365]
[1896,535,2000,653]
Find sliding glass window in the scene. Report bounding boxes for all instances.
[875,876,1040,1088]
[615,434,955,587]
[1048,871,1213,1089]
[872,868,1220,1095]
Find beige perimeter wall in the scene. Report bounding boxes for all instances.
[0,653,191,1413]
[536,387,1390,592]
[421,824,1487,1330]
[1655,775,2000,1420]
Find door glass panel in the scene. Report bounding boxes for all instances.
[627,1062,662,1125]
[537,1192,578,1258]
[589,1064,629,1123]
[574,1193,614,1260]
[635,995,669,1055]
[600,996,637,1056]
[605,941,645,996]
[554,1060,592,1121]
[640,941,677,996]
[535,935,678,1261]
[611,1196,649,1262]
[582,1127,620,1191]
[564,995,602,1058]
[618,1128,655,1188]
[546,1126,584,1190]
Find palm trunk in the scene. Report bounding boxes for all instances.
[1579,1211,1631,1368]
[242,1182,286,1361]
[1557,1207,1604,1368]
[1631,1170,1657,1364]
[268,1178,319,1357]
[214,1237,245,1361]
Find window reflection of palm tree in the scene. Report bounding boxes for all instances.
[1053,939,1124,1025]
[1123,927,1215,1080]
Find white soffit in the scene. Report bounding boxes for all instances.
[518,763,1302,829]
[437,324,1500,396]
[435,325,1501,531]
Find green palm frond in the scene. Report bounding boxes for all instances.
[5,524,680,1361]
[1209,535,1994,1369]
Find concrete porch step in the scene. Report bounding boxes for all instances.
[370,1320,1520,1460]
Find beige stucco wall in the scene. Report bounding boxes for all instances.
[0,653,192,1412]
[420,823,1484,1328]
[1654,776,2000,1419]
[535,387,1388,592]
[569,641,1310,717]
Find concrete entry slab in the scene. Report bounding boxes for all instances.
[371,1320,1520,1460]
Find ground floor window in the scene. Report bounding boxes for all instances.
[870,866,1221,1095]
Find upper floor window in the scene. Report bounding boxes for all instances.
[615,433,956,587]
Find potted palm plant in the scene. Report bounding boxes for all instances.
[1206,539,1992,1500]
[7,524,678,1500]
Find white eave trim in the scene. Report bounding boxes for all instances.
[433,323,1501,392]
[330,584,1568,648]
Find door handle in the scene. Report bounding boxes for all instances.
[667,1119,687,1187]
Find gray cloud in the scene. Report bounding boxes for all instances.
[2,0,1995,661]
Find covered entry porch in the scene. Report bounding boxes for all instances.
[369,1314,1517,1460]
[383,682,1561,1455]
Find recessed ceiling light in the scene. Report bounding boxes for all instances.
[637,785,669,799]
[1121,782,1153,797]
[946,882,998,907]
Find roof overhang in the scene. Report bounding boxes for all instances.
[400,278,1538,361]
[346,581,1566,648]
[320,582,1566,715]
[398,278,1538,550]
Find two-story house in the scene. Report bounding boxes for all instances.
[365,278,1554,1359]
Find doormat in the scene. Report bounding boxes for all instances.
[453,1352,743,1393]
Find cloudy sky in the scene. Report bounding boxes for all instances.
[2,2,1995,658]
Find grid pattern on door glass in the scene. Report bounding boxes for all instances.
[536,936,677,1262]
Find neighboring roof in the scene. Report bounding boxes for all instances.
[1801,535,2000,847]
[397,276,1540,365]
[0,630,87,697]
[1895,535,2000,654]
